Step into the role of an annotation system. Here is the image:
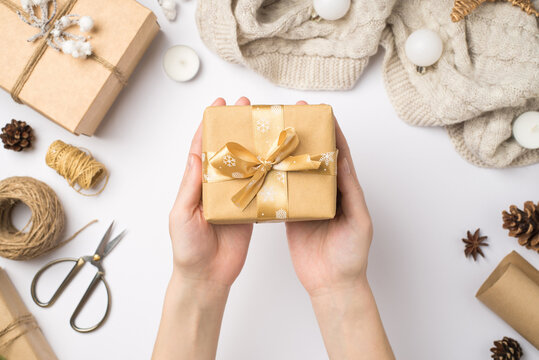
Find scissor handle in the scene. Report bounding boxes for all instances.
[31,257,84,307]
[70,272,111,333]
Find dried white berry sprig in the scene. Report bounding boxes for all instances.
[17,0,94,59]
[158,0,177,21]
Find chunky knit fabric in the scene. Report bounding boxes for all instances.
[197,0,539,168]
[196,0,396,90]
[381,0,539,167]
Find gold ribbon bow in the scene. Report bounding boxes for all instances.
[203,105,337,221]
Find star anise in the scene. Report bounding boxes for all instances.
[463,229,488,260]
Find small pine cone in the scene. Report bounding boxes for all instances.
[490,337,523,360]
[0,119,34,152]
[502,201,539,253]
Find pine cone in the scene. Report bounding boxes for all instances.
[0,119,34,152]
[502,201,539,253]
[490,337,523,360]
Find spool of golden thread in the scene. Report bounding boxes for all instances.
[45,140,109,195]
[0,176,95,260]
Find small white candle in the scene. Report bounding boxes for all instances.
[313,0,351,21]
[163,45,200,82]
[513,111,539,149]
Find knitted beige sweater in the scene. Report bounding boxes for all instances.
[381,0,539,167]
[196,0,396,90]
[197,0,539,168]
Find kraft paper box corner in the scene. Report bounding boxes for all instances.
[476,251,539,349]
[0,0,159,136]
[0,267,57,360]
[202,104,338,224]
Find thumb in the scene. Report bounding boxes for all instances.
[337,155,370,221]
[173,153,203,213]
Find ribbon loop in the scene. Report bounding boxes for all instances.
[208,127,330,210]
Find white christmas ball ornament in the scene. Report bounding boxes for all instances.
[313,0,351,21]
[78,16,94,32]
[405,29,443,67]
[513,111,539,149]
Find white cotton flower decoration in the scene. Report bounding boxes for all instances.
[59,16,71,28]
[61,40,76,54]
[78,16,94,32]
[21,0,47,9]
[160,0,177,21]
[61,39,92,59]
[51,28,61,37]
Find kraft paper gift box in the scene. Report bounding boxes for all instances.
[476,251,539,349]
[0,0,159,135]
[202,104,338,224]
[0,267,57,360]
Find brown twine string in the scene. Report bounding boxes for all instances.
[0,314,38,352]
[0,0,127,104]
[0,176,96,260]
[45,140,109,196]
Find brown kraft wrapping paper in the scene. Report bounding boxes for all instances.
[0,267,57,360]
[476,251,539,349]
[0,0,159,135]
[202,105,337,224]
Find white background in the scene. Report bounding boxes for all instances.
[1,1,539,359]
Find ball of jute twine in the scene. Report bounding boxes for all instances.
[0,176,95,260]
[45,140,108,196]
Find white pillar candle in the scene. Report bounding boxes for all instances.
[313,0,351,21]
[405,29,443,67]
[513,111,539,149]
[163,45,200,82]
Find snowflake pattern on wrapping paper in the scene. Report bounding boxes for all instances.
[320,152,334,166]
[276,172,286,184]
[232,172,243,178]
[258,187,275,202]
[270,105,282,115]
[223,155,236,167]
[256,118,270,133]
[275,209,287,219]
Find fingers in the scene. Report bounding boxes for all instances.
[212,98,226,106]
[235,97,251,106]
[296,100,307,105]
[334,120,370,221]
[172,97,227,214]
[174,153,203,213]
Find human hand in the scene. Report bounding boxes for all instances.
[286,102,393,359]
[168,97,254,289]
[286,101,373,296]
[154,98,254,360]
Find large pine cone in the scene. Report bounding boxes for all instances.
[490,337,523,360]
[502,201,539,253]
[0,119,34,152]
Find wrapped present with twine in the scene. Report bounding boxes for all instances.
[0,0,159,135]
[202,105,338,224]
[0,267,57,360]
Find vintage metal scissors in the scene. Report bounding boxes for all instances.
[31,222,126,333]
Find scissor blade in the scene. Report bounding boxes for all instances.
[103,230,126,258]
[95,222,114,257]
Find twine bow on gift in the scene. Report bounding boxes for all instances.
[203,105,338,221]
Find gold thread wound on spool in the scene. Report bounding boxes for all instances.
[0,176,96,260]
[45,140,109,196]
